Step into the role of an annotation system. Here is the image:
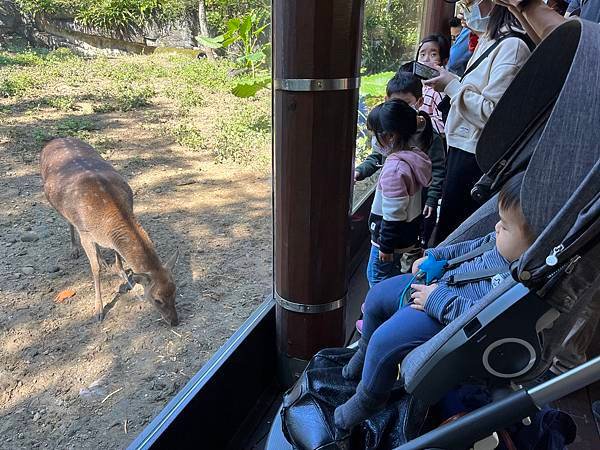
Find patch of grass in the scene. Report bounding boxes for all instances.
[170,122,205,151]
[32,128,54,145]
[168,85,205,109]
[45,96,77,111]
[213,102,270,163]
[0,50,45,67]
[115,84,155,111]
[56,117,99,136]
[169,56,233,92]
[0,72,39,97]
[93,84,155,112]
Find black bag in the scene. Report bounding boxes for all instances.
[281,347,428,450]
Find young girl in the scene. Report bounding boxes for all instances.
[416,34,451,138]
[334,175,536,432]
[365,99,433,287]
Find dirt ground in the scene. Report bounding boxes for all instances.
[0,102,273,448]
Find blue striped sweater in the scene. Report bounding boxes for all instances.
[424,232,510,325]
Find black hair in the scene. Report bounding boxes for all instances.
[386,71,422,100]
[498,173,523,212]
[487,5,522,40]
[498,173,534,237]
[398,61,414,73]
[366,99,433,151]
[416,33,451,63]
[449,17,462,28]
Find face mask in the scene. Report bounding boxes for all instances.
[371,135,393,157]
[464,3,489,33]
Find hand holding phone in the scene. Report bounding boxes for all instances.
[413,61,440,80]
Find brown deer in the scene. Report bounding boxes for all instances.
[40,137,179,325]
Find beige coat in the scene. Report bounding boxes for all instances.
[444,35,531,154]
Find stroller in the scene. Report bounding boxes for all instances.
[269,18,600,450]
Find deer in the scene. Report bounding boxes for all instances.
[40,137,179,325]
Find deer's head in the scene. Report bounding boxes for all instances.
[133,249,179,326]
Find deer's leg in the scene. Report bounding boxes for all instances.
[69,224,81,259]
[80,236,104,322]
[115,252,125,274]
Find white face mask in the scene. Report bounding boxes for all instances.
[464,3,490,33]
[371,135,393,157]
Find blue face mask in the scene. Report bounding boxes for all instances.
[464,3,490,33]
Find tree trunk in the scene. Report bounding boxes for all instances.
[198,0,215,60]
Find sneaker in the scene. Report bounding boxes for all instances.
[356,319,363,334]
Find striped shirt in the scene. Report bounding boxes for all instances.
[424,232,510,325]
[420,85,446,136]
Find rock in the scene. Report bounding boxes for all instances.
[48,271,64,279]
[21,267,35,275]
[33,412,40,422]
[47,266,60,273]
[20,232,39,242]
[8,237,18,244]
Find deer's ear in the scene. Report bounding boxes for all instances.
[132,272,152,287]
[165,248,179,272]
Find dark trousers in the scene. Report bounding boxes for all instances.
[435,147,483,245]
[361,274,443,397]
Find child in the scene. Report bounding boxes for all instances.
[334,174,536,432]
[416,34,450,137]
[355,71,446,250]
[363,99,433,288]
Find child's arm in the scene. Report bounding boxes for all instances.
[355,150,384,181]
[422,284,479,324]
[426,232,496,262]
[425,133,446,209]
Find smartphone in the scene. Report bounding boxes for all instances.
[413,61,440,80]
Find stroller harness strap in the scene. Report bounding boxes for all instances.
[445,240,497,269]
[446,266,509,286]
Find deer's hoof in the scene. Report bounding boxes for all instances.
[71,248,81,259]
[95,312,104,322]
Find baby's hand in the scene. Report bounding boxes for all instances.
[410,283,438,311]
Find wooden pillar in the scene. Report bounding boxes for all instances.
[421,0,456,38]
[273,0,365,384]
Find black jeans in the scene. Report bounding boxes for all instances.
[435,147,483,245]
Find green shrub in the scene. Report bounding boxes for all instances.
[362,0,421,74]
[16,0,192,30]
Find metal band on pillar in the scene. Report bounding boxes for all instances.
[274,77,360,92]
[275,291,346,314]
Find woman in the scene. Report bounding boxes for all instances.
[424,0,532,244]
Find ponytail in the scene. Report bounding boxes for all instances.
[414,110,433,151]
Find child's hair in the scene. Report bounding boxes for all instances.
[449,17,462,28]
[386,71,422,100]
[367,99,433,151]
[498,173,535,239]
[416,34,451,63]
